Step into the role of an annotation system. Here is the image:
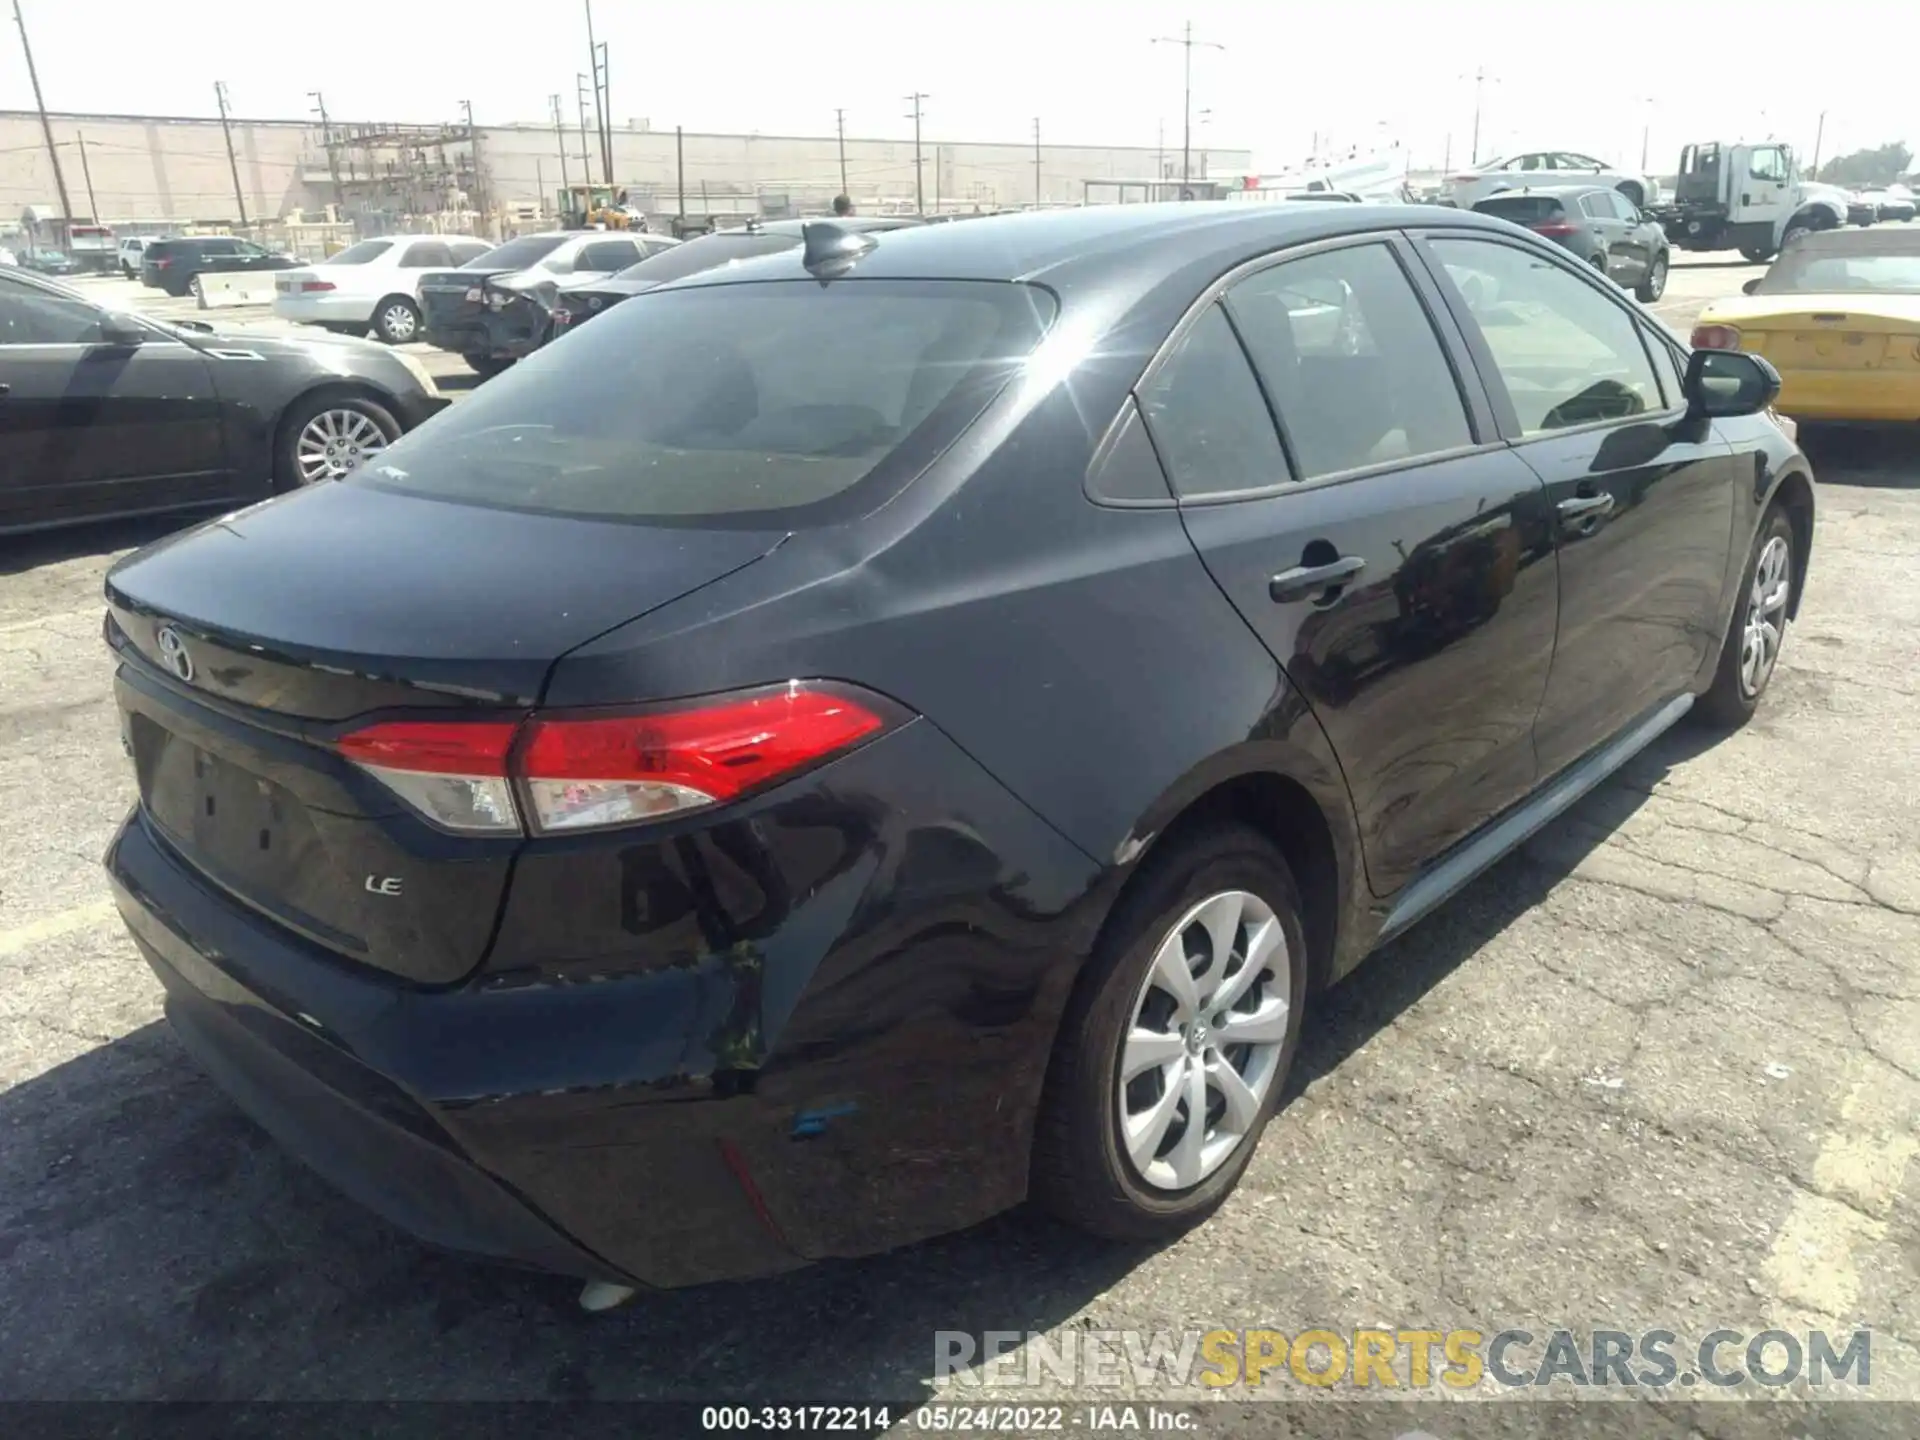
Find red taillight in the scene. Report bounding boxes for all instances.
[1529,221,1579,236]
[300,279,336,293]
[1692,324,1743,351]
[153,257,173,268]
[334,683,898,836]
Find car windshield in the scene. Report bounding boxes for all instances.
[1758,247,1920,295]
[609,233,800,284]
[322,239,395,265]
[352,279,1057,527]
[1476,196,1566,222]
[466,234,568,270]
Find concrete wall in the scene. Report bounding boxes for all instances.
[0,109,1250,229]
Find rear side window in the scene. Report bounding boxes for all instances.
[577,240,641,271]
[1225,243,1473,479]
[355,279,1056,525]
[1136,303,1288,500]
[402,241,454,268]
[612,233,798,283]
[465,234,567,269]
[1579,194,1612,218]
[325,239,394,265]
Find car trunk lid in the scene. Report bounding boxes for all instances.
[106,482,787,986]
[1711,294,1920,370]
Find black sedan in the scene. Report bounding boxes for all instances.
[1,266,445,535]
[550,215,923,335]
[1474,183,1670,301]
[102,206,1812,1296]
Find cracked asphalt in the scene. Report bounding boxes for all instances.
[1,260,1916,1438]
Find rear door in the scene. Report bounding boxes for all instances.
[1414,230,1737,779]
[400,239,455,275]
[1578,193,1634,281]
[197,237,241,275]
[0,271,226,529]
[1145,234,1560,896]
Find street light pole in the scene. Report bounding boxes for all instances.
[1152,22,1224,189]
[1810,110,1827,178]
[905,93,927,213]
[13,0,76,244]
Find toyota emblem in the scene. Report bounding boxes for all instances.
[155,625,194,683]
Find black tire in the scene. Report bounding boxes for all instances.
[1634,249,1669,303]
[320,322,366,337]
[372,295,423,346]
[1695,506,1796,729]
[1030,824,1309,1241]
[464,353,513,379]
[1739,245,1775,263]
[272,391,403,494]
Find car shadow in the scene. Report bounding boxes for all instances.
[0,515,188,577]
[0,725,1711,1413]
[1795,425,1920,486]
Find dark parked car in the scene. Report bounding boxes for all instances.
[550,216,923,336]
[140,235,298,298]
[418,230,680,376]
[1,265,445,534]
[102,204,1813,1296]
[1474,184,1670,301]
[14,246,79,277]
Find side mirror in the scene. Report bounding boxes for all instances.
[1742,277,1762,295]
[1684,349,1780,419]
[97,313,146,347]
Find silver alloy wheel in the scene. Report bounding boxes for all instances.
[380,301,418,342]
[1646,255,1668,298]
[1117,889,1290,1192]
[1740,534,1792,697]
[295,407,389,485]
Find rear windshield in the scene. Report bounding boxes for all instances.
[323,239,394,265]
[1758,248,1920,295]
[1476,195,1565,222]
[468,234,568,270]
[609,232,800,284]
[355,279,1057,527]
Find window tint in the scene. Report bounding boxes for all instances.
[352,279,1054,524]
[1431,238,1664,434]
[235,241,269,256]
[1578,194,1609,219]
[1136,303,1288,499]
[0,275,103,344]
[1226,243,1473,480]
[577,240,641,271]
[401,241,454,268]
[465,234,568,269]
[611,232,799,283]
[450,240,490,263]
[200,238,238,256]
[1477,195,1565,224]
[324,239,395,265]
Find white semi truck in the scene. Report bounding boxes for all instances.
[1649,140,1847,262]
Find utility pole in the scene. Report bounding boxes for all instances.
[551,94,570,200]
[72,131,99,219]
[1152,22,1224,189]
[1032,117,1042,206]
[584,1,611,184]
[595,41,612,182]
[1811,110,1827,178]
[577,74,595,192]
[676,125,686,227]
[310,91,345,213]
[905,93,927,214]
[835,108,849,195]
[14,0,75,246]
[460,99,486,233]
[214,81,249,230]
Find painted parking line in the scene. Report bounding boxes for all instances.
[0,900,118,960]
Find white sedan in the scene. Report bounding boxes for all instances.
[272,234,490,344]
[1447,151,1660,211]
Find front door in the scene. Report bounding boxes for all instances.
[0,272,227,530]
[1734,144,1794,238]
[1415,231,1737,779]
[1137,234,1561,897]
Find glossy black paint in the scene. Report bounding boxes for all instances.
[104,202,1815,1286]
[1,269,443,535]
[139,236,298,297]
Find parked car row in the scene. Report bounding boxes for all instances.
[1849,185,1916,225]
[86,202,1815,1299]
[271,234,493,343]
[1447,150,1661,211]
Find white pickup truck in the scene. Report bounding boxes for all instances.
[1649,140,1847,262]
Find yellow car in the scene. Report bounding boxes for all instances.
[1693,226,1920,424]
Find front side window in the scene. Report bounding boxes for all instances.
[354,279,1055,525]
[1429,237,1665,434]
[1226,242,1473,480]
[1748,147,1789,183]
[1136,303,1288,500]
[0,275,103,345]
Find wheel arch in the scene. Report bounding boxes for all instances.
[1768,466,1816,621]
[270,380,407,484]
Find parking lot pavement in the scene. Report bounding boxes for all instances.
[2,264,1916,1430]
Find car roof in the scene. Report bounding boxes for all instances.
[1478,184,1607,199]
[652,201,1513,299]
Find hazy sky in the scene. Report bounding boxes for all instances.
[4,0,1912,174]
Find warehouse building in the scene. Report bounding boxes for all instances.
[0,108,1252,237]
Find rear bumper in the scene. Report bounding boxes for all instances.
[423,310,546,360]
[273,293,372,324]
[104,718,1102,1286]
[1774,372,1920,423]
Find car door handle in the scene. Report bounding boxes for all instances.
[1558,493,1615,519]
[1269,555,1366,603]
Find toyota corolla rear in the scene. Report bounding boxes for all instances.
[102,263,1081,1288]
[1696,240,1920,422]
